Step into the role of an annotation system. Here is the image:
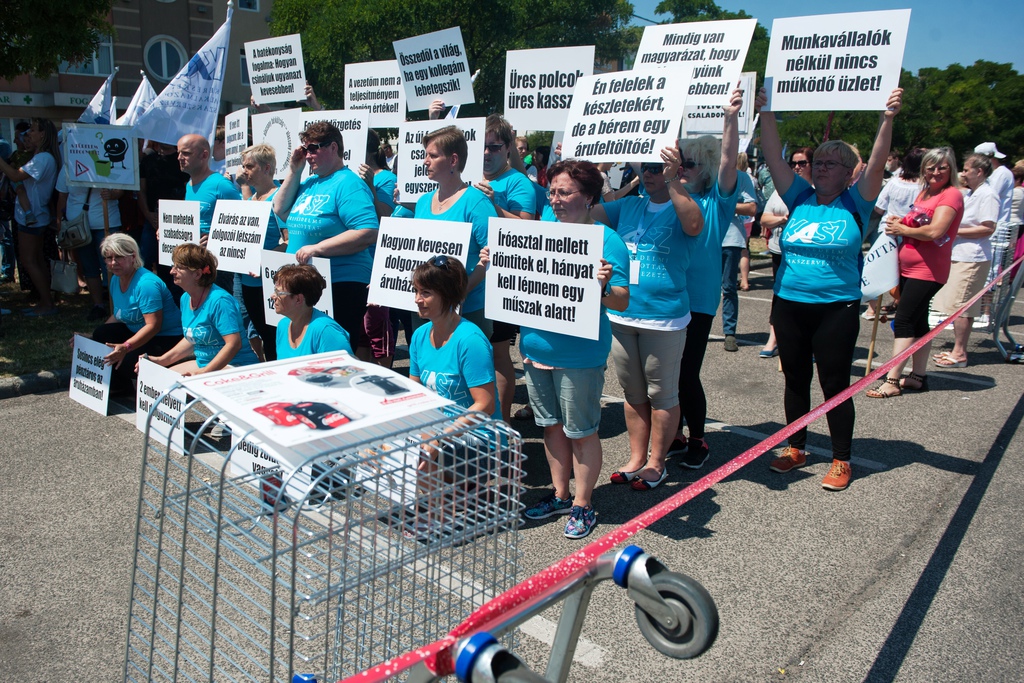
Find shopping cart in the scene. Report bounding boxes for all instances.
[123,384,523,683]
[975,222,1019,333]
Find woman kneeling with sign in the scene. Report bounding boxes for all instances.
[520,160,630,540]
[273,264,353,359]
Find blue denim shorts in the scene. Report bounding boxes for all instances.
[524,363,606,439]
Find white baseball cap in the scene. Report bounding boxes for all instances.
[973,142,1006,159]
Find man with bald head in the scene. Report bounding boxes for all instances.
[178,132,241,290]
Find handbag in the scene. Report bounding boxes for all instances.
[56,189,93,250]
[50,254,80,294]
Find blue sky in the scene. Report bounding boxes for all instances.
[630,1,1023,74]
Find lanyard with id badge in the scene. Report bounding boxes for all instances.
[626,212,651,286]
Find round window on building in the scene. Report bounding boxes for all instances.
[144,36,187,82]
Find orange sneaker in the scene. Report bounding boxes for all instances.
[769,447,807,473]
[821,460,852,491]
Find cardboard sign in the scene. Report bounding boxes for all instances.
[682,71,756,137]
[393,26,475,111]
[245,34,307,105]
[206,199,271,274]
[300,109,369,179]
[484,217,604,340]
[368,217,473,310]
[251,108,303,180]
[177,352,453,450]
[70,335,113,415]
[157,199,201,267]
[136,358,187,454]
[561,70,690,163]
[62,123,140,190]
[503,46,595,132]
[259,249,334,327]
[395,117,485,203]
[634,18,756,108]
[344,59,407,127]
[764,9,911,111]
[223,108,249,175]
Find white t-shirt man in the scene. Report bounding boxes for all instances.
[988,164,1014,225]
[952,182,1000,262]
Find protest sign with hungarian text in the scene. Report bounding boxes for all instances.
[393,27,474,111]
[345,60,407,127]
[158,199,200,267]
[246,34,307,105]
[503,46,595,132]
[206,199,271,275]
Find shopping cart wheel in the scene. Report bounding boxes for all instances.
[634,570,718,659]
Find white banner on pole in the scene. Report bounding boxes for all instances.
[634,18,756,108]
[503,46,595,133]
[561,71,690,163]
[70,335,113,415]
[260,249,334,327]
[395,117,485,204]
[62,123,140,190]
[206,199,271,275]
[368,217,473,310]
[344,60,407,127]
[484,217,604,340]
[860,232,900,301]
[763,9,911,112]
[300,109,369,179]
[682,71,756,137]
[223,108,249,175]
[246,34,307,105]
[158,199,201,267]
[393,26,474,111]
[136,359,187,454]
[251,109,303,180]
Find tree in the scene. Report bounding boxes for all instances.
[654,0,770,82]
[271,0,637,117]
[0,0,114,81]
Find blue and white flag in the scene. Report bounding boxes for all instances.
[79,67,119,125]
[134,4,234,144]
[117,71,157,127]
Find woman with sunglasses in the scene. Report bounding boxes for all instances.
[145,244,260,375]
[520,160,629,539]
[273,264,352,359]
[755,86,903,491]
[668,88,745,470]
[413,126,497,338]
[759,147,814,357]
[587,147,702,490]
[274,121,379,360]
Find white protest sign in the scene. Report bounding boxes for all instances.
[223,108,248,175]
[368,217,473,310]
[62,123,140,190]
[393,26,474,111]
[206,199,271,274]
[260,249,334,326]
[251,109,303,180]
[245,34,307,105]
[228,433,322,506]
[136,358,187,454]
[396,117,485,203]
[70,335,113,415]
[503,46,595,132]
[345,60,407,127]
[764,9,911,112]
[682,71,756,137]
[860,232,900,302]
[158,199,200,267]
[301,109,369,179]
[485,217,604,340]
[561,71,690,163]
[634,19,756,109]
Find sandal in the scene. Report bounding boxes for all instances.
[512,405,534,420]
[610,465,645,485]
[900,372,928,392]
[866,377,902,399]
[630,468,669,490]
[933,355,967,368]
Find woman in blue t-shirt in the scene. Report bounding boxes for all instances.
[274,264,353,359]
[755,86,904,492]
[590,145,703,490]
[519,160,630,540]
[146,244,260,375]
[91,233,183,392]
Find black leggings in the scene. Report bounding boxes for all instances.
[892,276,943,339]
[677,312,714,439]
[332,281,370,350]
[241,284,277,361]
[771,296,860,460]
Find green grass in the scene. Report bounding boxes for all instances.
[0,280,101,378]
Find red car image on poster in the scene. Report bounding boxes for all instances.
[254,401,360,430]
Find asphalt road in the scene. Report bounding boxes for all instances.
[2,264,1022,682]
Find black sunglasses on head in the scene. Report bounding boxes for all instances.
[301,141,328,154]
[428,254,450,269]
